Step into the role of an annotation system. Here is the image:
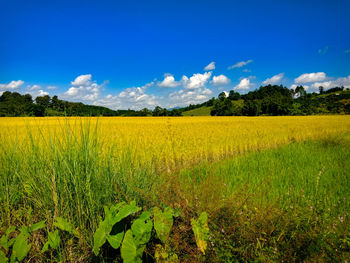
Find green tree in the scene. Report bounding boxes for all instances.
[35,95,51,108]
[228,90,241,100]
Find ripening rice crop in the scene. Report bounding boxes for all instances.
[0,115,350,262]
[1,115,349,171]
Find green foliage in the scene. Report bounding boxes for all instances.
[0,250,7,263]
[153,207,174,243]
[42,230,61,252]
[10,232,31,263]
[93,201,141,256]
[29,220,46,232]
[0,226,16,252]
[0,221,46,262]
[121,211,153,263]
[191,212,210,254]
[0,91,120,117]
[53,217,78,237]
[182,106,212,116]
[121,230,141,263]
[106,232,125,249]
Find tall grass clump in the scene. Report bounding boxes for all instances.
[0,118,159,259]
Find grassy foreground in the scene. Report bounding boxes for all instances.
[0,117,349,262]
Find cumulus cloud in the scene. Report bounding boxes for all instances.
[27,85,41,91]
[212,75,230,85]
[294,72,326,83]
[168,88,213,108]
[158,74,180,88]
[182,71,212,90]
[228,60,253,70]
[311,75,350,91]
[64,74,104,101]
[23,85,50,97]
[204,61,215,71]
[234,78,251,90]
[0,80,24,91]
[93,82,159,110]
[37,90,49,96]
[262,73,284,85]
[71,74,92,86]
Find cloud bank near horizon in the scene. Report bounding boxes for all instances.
[1,63,349,110]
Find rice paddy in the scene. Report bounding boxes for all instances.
[0,116,350,262]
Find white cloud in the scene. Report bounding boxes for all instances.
[212,75,230,85]
[158,74,180,88]
[294,72,326,83]
[204,61,215,71]
[168,87,213,108]
[0,80,24,91]
[93,82,159,110]
[64,74,104,101]
[71,74,92,86]
[228,60,253,70]
[25,88,50,98]
[262,73,284,85]
[37,90,49,96]
[182,71,212,90]
[234,78,251,90]
[47,86,57,90]
[27,85,41,91]
[311,75,350,91]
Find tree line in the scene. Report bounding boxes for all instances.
[0,91,182,117]
[210,85,350,116]
[0,91,119,117]
[0,85,349,117]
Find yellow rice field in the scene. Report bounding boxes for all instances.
[1,115,350,171]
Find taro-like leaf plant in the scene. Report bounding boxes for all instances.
[121,211,153,263]
[191,212,209,255]
[93,201,141,256]
[153,207,174,243]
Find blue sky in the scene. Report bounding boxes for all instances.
[1,0,350,109]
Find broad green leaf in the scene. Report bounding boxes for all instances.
[138,211,151,221]
[29,220,46,232]
[110,201,141,226]
[191,212,209,255]
[10,233,31,263]
[19,226,30,238]
[41,241,50,253]
[48,230,61,250]
[153,207,174,243]
[0,250,8,263]
[107,231,124,249]
[131,212,153,246]
[93,220,111,256]
[54,217,78,237]
[155,244,179,263]
[93,201,140,256]
[121,230,141,263]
